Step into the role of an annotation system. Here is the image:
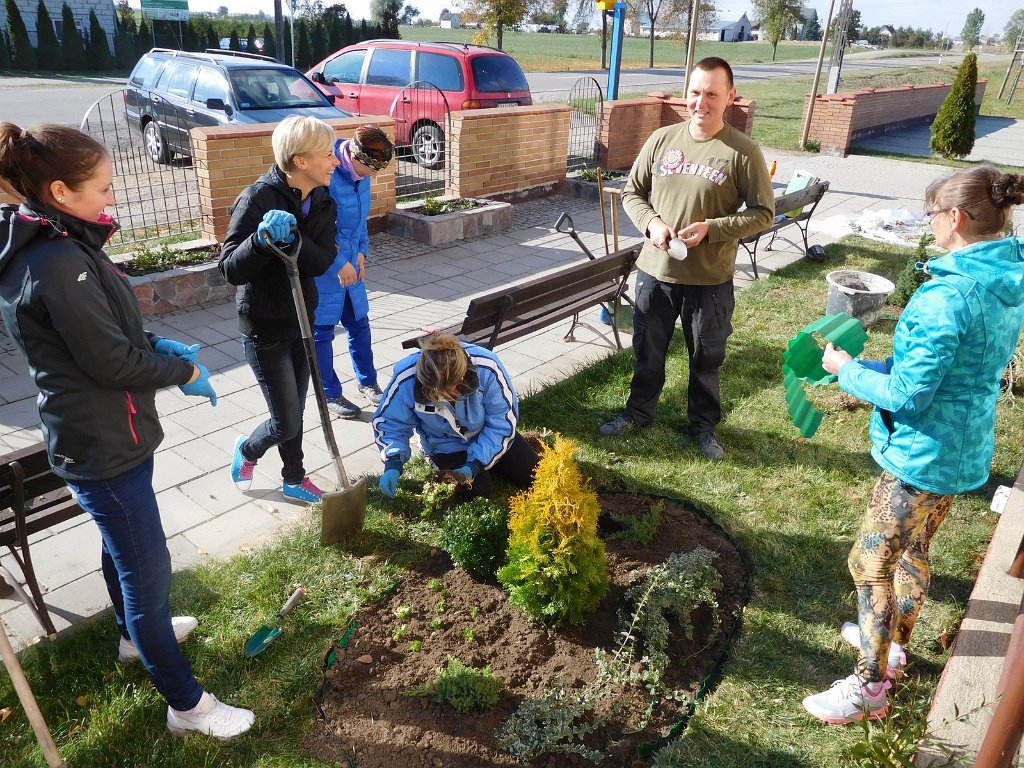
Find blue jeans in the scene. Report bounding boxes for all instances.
[67,458,203,711]
[313,296,377,399]
[242,335,309,485]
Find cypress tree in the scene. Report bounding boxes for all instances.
[310,18,325,64]
[6,0,37,70]
[60,4,85,69]
[85,9,111,70]
[206,25,219,50]
[930,52,978,159]
[0,29,10,69]
[135,18,152,54]
[327,14,342,52]
[182,20,198,51]
[296,20,310,70]
[283,18,292,63]
[246,23,257,52]
[228,29,240,51]
[261,22,276,60]
[343,15,353,46]
[35,1,62,70]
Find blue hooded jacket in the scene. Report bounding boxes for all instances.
[839,236,1024,495]
[314,139,370,325]
[372,343,519,474]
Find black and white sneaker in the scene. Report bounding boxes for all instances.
[326,395,361,419]
[358,383,383,406]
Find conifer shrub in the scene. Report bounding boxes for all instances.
[85,9,111,70]
[205,26,218,51]
[296,20,311,69]
[182,21,199,52]
[498,435,608,626]
[891,234,935,307]
[35,1,62,70]
[261,22,276,60]
[60,4,86,70]
[228,29,241,51]
[0,29,10,69]
[134,19,152,57]
[407,656,503,713]
[113,18,134,69]
[930,52,978,159]
[439,497,509,578]
[246,23,257,53]
[6,0,36,70]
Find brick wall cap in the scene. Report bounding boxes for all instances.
[190,115,396,141]
[452,103,570,119]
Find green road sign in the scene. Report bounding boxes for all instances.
[141,0,190,22]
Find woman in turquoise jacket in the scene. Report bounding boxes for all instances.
[803,166,1024,725]
[313,126,394,419]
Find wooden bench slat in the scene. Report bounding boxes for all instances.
[738,180,830,279]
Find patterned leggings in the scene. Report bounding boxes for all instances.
[848,471,954,682]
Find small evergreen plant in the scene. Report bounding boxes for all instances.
[0,29,10,69]
[498,435,608,626]
[228,29,241,51]
[85,9,111,70]
[113,17,134,69]
[891,234,935,307]
[407,656,503,713]
[930,52,978,159]
[60,4,86,70]
[134,19,152,56]
[246,23,257,53]
[261,22,276,60]
[439,497,509,578]
[205,26,219,51]
[35,1,62,70]
[6,0,37,70]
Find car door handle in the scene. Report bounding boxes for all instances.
[349,92,358,99]
[151,96,161,104]
[186,109,196,116]
[400,97,411,103]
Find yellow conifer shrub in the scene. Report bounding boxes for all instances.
[498,435,609,626]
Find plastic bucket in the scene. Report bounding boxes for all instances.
[825,270,895,328]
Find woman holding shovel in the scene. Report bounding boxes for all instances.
[373,334,539,500]
[220,116,339,503]
[803,165,1024,725]
[0,123,252,739]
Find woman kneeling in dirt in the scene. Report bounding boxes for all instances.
[372,334,539,499]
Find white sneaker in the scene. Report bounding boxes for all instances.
[167,691,255,740]
[802,673,890,724]
[840,621,907,678]
[118,616,199,662]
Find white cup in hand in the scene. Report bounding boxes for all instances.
[668,238,688,260]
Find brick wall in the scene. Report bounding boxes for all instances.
[190,117,397,243]
[597,96,757,170]
[447,104,571,199]
[803,80,988,157]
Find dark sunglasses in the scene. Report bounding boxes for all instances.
[351,138,393,171]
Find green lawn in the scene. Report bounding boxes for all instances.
[3,236,1020,766]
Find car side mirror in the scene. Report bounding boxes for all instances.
[206,97,232,115]
[311,71,326,84]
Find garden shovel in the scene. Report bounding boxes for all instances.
[260,230,367,545]
[244,586,306,657]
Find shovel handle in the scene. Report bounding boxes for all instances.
[277,586,306,620]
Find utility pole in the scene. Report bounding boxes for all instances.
[289,0,297,68]
[826,0,853,93]
[274,0,284,63]
[799,0,836,149]
[684,0,699,83]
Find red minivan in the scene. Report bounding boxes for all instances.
[308,40,532,169]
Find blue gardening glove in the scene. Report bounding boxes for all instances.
[256,210,296,245]
[179,363,217,406]
[154,338,201,363]
[453,465,475,482]
[379,468,401,498]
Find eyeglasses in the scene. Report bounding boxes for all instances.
[924,206,975,223]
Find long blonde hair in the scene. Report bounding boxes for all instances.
[416,334,469,402]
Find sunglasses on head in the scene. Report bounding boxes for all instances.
[351,138,393,171]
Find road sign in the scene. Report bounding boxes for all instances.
[141,0,190,22]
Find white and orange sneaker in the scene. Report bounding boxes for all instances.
[802,673,890,724]
[167,691,254,740]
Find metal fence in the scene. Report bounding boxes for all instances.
[566,77,604,175]
[79,90,202,249]
[390,82,452,203]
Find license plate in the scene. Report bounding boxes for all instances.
[496,102,519,108]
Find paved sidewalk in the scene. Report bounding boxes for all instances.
[854,115,1024,168]
[1,149,1023,651]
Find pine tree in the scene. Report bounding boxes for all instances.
[310,18,325,64]
[296,20,310,69]
[327,14,342,52]
[261,22,276,60]
[930,52,978,159]
[343,15,353,46]
[0,29,11,70]
[113,15,133,68]
[228,29,240,51]
[245,23,257,53]
[6,0,37,70]
[35,1,62,70]
[85,9,111,70]
[206,25,219,50]
[182,20,199,51]
[60,4,86,70]
[135,18,153,55]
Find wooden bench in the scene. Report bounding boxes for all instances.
[402,244,642,351]
[739,180,830,279]
[0,442,84,638]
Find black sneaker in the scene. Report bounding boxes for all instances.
[358,383,383,406]
[694,431,725,461]
[326,395,361,419]
[599,414,634,437]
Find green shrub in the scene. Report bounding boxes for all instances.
[120,245,216,276]
[930,52,978,159]
[34,1,62,70]
[246,23,258,54]
[0,29,10,69]
[60,4,86,70]
[113,19,134,69]
[498,436,608,626]
[134,19,153,58]
[6,0,36,70]
[439,497,509,577]
[890,234,935,307]
[261,22,276,60]
[407,656,503,713]
[420,197,478,215]
[85,10,111,70]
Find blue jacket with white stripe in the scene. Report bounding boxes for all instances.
[372,342,519,473]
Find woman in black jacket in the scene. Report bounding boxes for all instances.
[220,115,339,503]
[0,122,253,739]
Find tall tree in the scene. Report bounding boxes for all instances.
[801,16,821,41]
[206,25,219,50]
[371,0,401,37]
[85,8,111,70]
[751,0,802,60]
[961,7,984,50]
[310,18,326,63]
[460,0,536,50]
[930,51,978,158]
[60,4,86,67]
[116,0,135,33]
[624,0,714,68]
[246,23,258,51]
[262,22,277,59]
[399,4,419,24]
[6,0,36,70]
[296,19,311,69]
[114,14,134,67]
[1005,8,1024,49]
[35,1,62,70]
[0,29,10,69]
[229,29,241,50]
[135,18,153,55]
[829,8,860,44]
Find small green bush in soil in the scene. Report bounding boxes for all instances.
[930,52,978,159]
[890,234,935,307]
[439,497,509,577]
[407,656,503,713]
[120,244,216,276]
[420,197,479,215]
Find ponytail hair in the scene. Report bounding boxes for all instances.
[0,122,108,206]
[416,334,469,402]
[925,165,1024,236]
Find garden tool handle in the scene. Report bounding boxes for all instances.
[278,586,306,620]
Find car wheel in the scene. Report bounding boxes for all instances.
[144,120,170,164]
[411,124,444,170]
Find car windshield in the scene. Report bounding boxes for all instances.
[470,55,529,93]
[229,68,332,109]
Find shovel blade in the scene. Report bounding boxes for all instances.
[320,476,367,545]
[244,626,282,657]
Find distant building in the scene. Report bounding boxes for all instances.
[698,13,751,42]
[440,14,460,29]
[880,25,896,39]
[0,0,115,49]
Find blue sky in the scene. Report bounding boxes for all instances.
[176,1,1015,39]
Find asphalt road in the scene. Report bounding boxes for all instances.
[0,52,988,127]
